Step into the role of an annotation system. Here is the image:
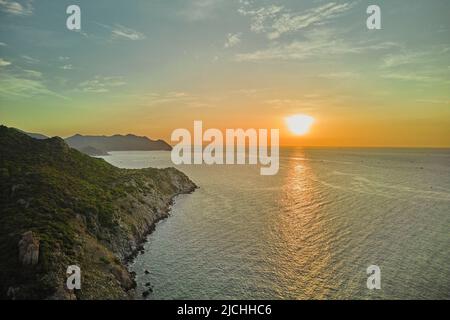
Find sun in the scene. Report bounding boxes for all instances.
[285,114,315,136]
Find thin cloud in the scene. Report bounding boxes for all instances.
[224,33,242,48]
[79,76,126,93]
[381,46,450,69]
[21,55,39,64]
[179,0,222,21]
[0,0,33,16]
[235,29,400,62]
[139,92,195,105]
[378,46,450,85]
[95,23,146,41]
[381,73,439,83]
[238,4,283,33]
[22,69,42,78]
[0,58,11,67]
[111,24,146,41]
[382,52,425,68]
[238,1,355,39]
[0,72,66,99]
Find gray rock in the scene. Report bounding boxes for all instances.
[7,287,20,300]
[18,231,39,266]
[16,198,28,207]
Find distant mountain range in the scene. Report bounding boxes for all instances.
[65,134,172,154]
[17,130,49,140]
[19,130,172,156]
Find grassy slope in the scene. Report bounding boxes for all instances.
[0,126,196,299]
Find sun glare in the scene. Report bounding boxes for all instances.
[285,114,315,136]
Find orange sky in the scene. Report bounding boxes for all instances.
[1,0,449,147]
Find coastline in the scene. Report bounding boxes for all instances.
[107,169,198,300]
[124,187,198,287]
[55,168,198,300]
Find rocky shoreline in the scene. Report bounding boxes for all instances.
[124,190,198,299]
[110,179,197,300]
[124,191,195,299]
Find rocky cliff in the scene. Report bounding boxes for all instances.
[0,126,196,299]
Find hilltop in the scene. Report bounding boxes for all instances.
[17,129,48,140]
[0,126,196,299]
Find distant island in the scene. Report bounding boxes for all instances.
[0,126,196,299]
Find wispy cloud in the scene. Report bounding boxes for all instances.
[381,72,439,83]
[0,0,33,16]
[238,1,355,39]
[0,58,11,67]
[381,46,450,69]
[179,0,222,21]
[224,32,242,48]
[130,91,213,109]
[263,92,354,112]
[0,42,7,46]
[0,70,65,99]
[21,55,39,64]
[79,76,126,93]
[95,23,146,41]
[111,24,146,41]
[22,69,41,78]
[238,3,283,34]
[139,92,195,105]
[378,45,450,84]
[235,29,399,62]
[382,52,426,68]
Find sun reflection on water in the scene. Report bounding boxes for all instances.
[271,148,334,299]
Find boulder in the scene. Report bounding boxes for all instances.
[111,266,135,290]
[6,287,20,300]
[18,231,39,266]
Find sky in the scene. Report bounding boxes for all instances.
[0,0,449,147]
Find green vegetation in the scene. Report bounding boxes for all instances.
[0,126,196,299]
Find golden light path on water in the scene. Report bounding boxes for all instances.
[270,148,333,299]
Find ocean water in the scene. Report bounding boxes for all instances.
[101,148,450,300]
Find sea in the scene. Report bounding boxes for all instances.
[100,148,450,300]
